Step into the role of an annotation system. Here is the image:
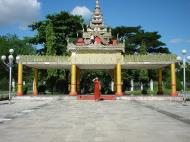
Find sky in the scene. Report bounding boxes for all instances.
[0,0,190,56]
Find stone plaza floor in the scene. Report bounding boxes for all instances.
[0,96,190,142]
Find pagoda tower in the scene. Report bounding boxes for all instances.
[83,0,112,44]
[88,0,107,32]
[68,0,124,50]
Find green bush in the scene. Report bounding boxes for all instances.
[141,89,148,95]
[176,79,183,91]
[55,80,68,94]
[165,77,183,91]
[0,95,8,101]
[23,85,28,95]
[0,78,9,91]
[38,84,46,94]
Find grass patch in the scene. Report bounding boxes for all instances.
[125,88,171,96]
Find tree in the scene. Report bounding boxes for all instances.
[0,34,36,91]
[29,11,84,55]
[112,26,141,54]
[112,26,169,54]
[28,11,84,94]
[112,26,170,94]
[45,20,57,93]
[46,21,56,56]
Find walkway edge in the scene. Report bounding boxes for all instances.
[12,96,183,101]
[116,96,183,101]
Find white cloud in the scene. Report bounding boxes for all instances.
[0,0,41,27]
[71,6,92,19]
[169,38,190,44]
[169,38,184,44]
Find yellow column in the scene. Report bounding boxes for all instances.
[76,67,80,93]
[17,64,23,96]
[157,68,163,95]
[170,63,177,96]
[33,68,38,96]
[113,68,116,92]
[69,64,77,96]
[115,64,123,96]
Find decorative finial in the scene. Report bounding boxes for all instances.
[96,0,100,8]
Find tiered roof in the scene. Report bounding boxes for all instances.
[88,0,107,32]
[67,0,124,53]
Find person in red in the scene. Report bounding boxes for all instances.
[93,77,101,101]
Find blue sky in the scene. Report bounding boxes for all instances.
[0,0,190,56]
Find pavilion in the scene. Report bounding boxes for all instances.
[16,0,177,97]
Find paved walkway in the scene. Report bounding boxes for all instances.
[0,97,190,142]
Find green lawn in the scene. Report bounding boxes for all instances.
[125,88,171,96]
